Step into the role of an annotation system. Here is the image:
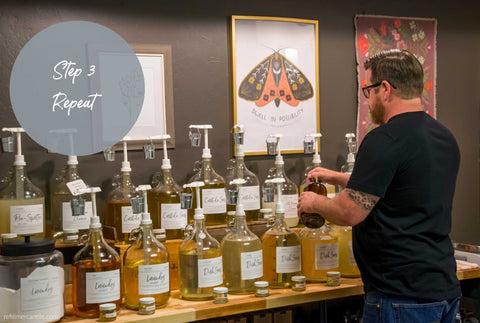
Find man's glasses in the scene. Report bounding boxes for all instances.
[362,81,397,98]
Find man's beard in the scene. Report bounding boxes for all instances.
[370,97,385,125]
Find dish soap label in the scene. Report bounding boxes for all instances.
[10,204,43,234]
[276,246,301,273]
[315,243,339,270]
[86,269,120,303]
[161,203,187,229]
[202,189,226,214]
[121,206,141,233]
[282,195,299,220]
[138,263,170,295]
[240,250,263,280]
[198,256,222,288]
[62,201,93,230]
[239,186,260,211]
[20,266,64,311]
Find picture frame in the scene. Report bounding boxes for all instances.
[231,16,320,155]
[120,43,175,149]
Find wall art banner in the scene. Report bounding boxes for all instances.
[355,15,437,144]
[231,16,320,155]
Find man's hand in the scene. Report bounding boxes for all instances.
[307,167,350,188]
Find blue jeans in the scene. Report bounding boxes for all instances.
[363,290,460,323]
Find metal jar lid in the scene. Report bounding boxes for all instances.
[0,237,55,257]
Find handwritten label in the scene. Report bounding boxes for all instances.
[276,246,301,273]
[86,269,120,304]
[202,188,226,214]
[198,256,223,288]
[138,263,170,295]
[315,243,339,270]
[10,204,43,235]
[21,271,63,311]
[239,186,260,211]
[240,250,263,280]
[62,201,92,230]
[282,194,299,219]
[121,206,141,233]
[161,203,187,230]
[65,179,88,196]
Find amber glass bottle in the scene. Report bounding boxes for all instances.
[300,177,327,229]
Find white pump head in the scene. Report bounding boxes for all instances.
[266,134,284,165]
[266,177,286,214]
[3,127,26,166]
[121,139,131,172]
[67,155,78,165]
[78,187,102,228]
[231,124,245,157]
[307,133,322,164]
[189,125,213,158]
[184,181,205,219]
[230,178,246,216]
[150,134,172,169]
[345,133,357,163]
[137,184,153,225]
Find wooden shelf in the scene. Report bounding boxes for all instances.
[60,278,364,322]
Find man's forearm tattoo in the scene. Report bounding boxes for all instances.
[344,189,376,211]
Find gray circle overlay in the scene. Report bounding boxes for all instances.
[10,21,144,156]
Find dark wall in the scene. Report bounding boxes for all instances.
[0,0,479,243]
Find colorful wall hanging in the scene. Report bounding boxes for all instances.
[355,15,437,144]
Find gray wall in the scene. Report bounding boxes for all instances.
[1,0,479,244]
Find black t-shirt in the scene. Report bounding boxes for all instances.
[347,111,461,301]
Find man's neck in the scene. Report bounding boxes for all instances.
[384,97,423,122]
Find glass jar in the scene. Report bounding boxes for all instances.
[254,281,269,297]
[99,303,117,321]
[62,229,79,245]
[291,275,306,291]
[1,233,18,244]
[138,297,156,315]
[213,287,228,304]
[0,237,65,322]
[326,271,341,287]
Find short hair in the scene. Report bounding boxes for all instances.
[364,49,424,99]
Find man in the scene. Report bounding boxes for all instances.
[297,49,461,322]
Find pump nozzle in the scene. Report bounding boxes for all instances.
[229,178,246,216]
[305,133,322,164]
[345,133,357,163]
[266,134,283,164]
[184,181,205,218]
[265,178,286,214]
[121,139,131,172]
[2,127,26,166]
[78,187,102,226]
[150,134,172,169]
[189,125,213,158]
[231,124,245,156]
[136,184,152,215]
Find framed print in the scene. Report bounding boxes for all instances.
[231,16,320,155]
[120,43,175,149]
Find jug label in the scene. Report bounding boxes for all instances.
[198,256,223,288]
[202,189,226,214]
[10,204,43,235]
[282,194,299,219]
[315,242,339,270]
[86,269,120,303]
[241,250,263,280]
[20,267,63,311]
[122,206,141,233]
[62,201,92,230]
[161,203,187,229]
[138,263,170,294]
[276,246,301,273]
[239,186,260,210]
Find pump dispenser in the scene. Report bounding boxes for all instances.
[224,125,260,222]
[72,187,121,318]
[105,140,141,244]
[0,128,45,238]
[148,135,186,239]
[261,178,302,288]
[186,125,227,226]
[179,181,223,300]
[124,185,170,309]
[221,178,263,294]
[51,155,92,239]
[341,133,357,175]
[300,134,336,198]
[262,134,299,227]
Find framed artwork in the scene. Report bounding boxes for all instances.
[355,15,437,144]
[120,43,175,149]
[231,16,320,155]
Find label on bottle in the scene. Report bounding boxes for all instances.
[315,242,339,270]
[122,206,141,233]
[282,194,299,219]
[239,186,260,211]
[325,183,336,198]
[86,269,120,303]
[62,201,93,230]
[138,263,170,295]
[276,246,301,273]
[241,250,263,280]
[161,203,187,229]
[66,179,88,196]
[348,241,357,266]
[20,266,64,311]
[198,256,223,288]
[202,189,226,214]
[10,204,43,235]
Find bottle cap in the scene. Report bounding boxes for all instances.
[141,213,152,225]
[235,204,246,216]
[1,233,17,239]
[213,287,228,294]
[63,229,79,234]
[327,271,341,277]
[254,281,269,287]
[90,216,102,229]
[99,303,116,311]
[194,213,205,220]
[67,155,78,165]
[0,238,55,257]
[139,297,155,304]
[291,275,306,282]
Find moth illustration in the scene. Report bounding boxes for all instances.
[238,50,314,107]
